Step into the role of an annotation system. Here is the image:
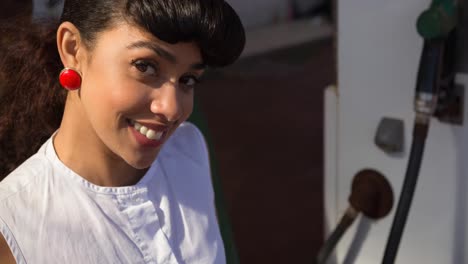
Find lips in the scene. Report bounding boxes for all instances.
[128,119,168,147]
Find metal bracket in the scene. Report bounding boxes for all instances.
[434,83,464,125]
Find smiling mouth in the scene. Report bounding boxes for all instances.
[128,119,166,141]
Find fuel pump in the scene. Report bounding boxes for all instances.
[316,170,393,264]
[382,1,458,263]
[317,0,460,263]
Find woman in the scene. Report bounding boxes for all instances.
[0,0,245,263]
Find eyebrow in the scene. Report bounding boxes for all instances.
[126,41,206,70]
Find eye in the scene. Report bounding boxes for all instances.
[131,59,158,76]
[179,75,200,88]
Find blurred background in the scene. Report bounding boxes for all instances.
[194,1,335,263]
[1,0,336,263]
[195,7,335,264]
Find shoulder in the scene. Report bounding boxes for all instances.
[157,122,214,196]
[162,122,210,166]
[0,152,51,202]
[0,153,50,264]
[0,152,52,235]
[174,121,204,139]
[171,122,208,153]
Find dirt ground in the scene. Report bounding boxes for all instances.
[196,38,335,263]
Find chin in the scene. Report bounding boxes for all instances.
[126,158,156,170]
[130,163,152,170]
[124,156,156,170]
[120,145,161,170]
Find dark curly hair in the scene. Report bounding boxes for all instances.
[0,0,245,178]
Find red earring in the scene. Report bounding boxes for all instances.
[59,68,82,91]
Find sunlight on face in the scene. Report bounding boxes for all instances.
[78,22,205,169]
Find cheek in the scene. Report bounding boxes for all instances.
[88,64,148,113]
[106,81,148,111]
[182,92,194,119]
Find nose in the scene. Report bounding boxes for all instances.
[150,81,184,123]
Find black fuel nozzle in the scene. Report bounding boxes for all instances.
[381,2,459,263]
[414,0,458,124]
[414,40,444,122]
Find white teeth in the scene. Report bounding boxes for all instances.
[146,129,157,140]
[132,120,164,141]
[134,122,142,130]
[139,126,148,134]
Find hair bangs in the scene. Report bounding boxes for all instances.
[126,0,245,67]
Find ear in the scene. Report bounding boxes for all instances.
[56,22,87,71]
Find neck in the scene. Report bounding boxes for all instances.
[54,94,146,187]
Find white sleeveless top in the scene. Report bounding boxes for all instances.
[0,122,225,264]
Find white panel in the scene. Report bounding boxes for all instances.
[328,0,468,263]
[324,85,339,232]
[324,85,340,264]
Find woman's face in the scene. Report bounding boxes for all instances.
[77,23,204,169]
